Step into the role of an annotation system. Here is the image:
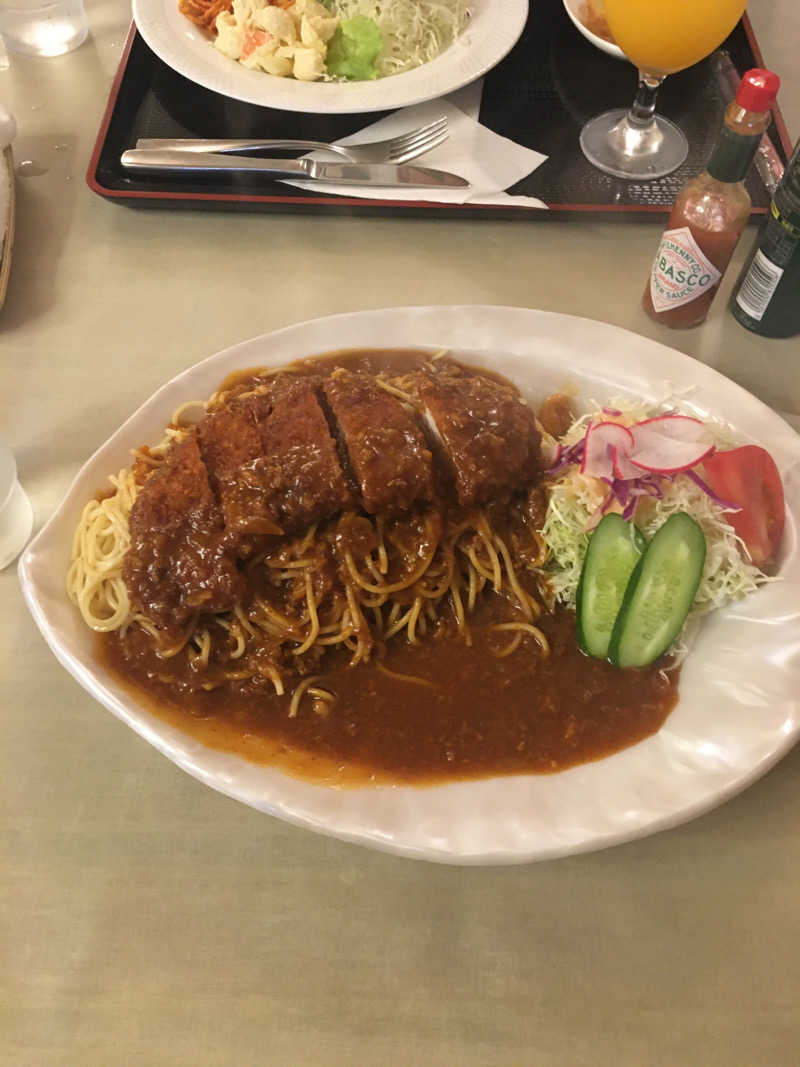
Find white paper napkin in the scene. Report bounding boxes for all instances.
[282,96,548,209]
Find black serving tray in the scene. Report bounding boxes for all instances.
[88,0,792,219]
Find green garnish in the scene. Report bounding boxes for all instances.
[326,16,383,81]
[608,513,707,669]
[576,514,647,661]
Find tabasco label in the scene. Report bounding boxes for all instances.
[649,227,722,313]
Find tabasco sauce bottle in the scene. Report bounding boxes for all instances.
[642,68,781,329]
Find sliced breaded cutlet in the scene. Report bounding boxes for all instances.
[123,436,243,632]
[196,392,279,536]
[197,376,352,538]
[322,368,434,515]
[257,383,354,534]
[395,362,541,508]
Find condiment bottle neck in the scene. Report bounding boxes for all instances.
[706,100,772,184]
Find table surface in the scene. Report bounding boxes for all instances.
[2,3,799,1064]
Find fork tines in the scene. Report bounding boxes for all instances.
[388,116,448,163]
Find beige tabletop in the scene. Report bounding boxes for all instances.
[2,2,800,1064]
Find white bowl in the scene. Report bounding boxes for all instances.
[132,0,529,114]
[562,0,626,61]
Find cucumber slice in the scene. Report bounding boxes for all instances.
[609,513,706,669]
[576,514,647,660]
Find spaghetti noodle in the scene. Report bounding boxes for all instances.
[67,352,551,719]
[179,0,232,33]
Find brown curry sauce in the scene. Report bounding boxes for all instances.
[99,348,680,787]
[102,606,678,787]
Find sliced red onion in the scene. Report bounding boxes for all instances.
[629,478,663,499]
[547,455,573,475]
[546,439,585,473]
[602,406,623,416]
[621,498,637,520]
[684,468,742,512]
[600,491,616,515]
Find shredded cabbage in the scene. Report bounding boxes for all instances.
[541,395,772,651]
[329,0,471,76]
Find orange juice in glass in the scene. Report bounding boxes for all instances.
[605,0,747,75]
[580,0,748,179]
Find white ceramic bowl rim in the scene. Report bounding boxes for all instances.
[561,0,626,61]
[132,0,530,114]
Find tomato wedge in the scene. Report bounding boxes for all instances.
[702,446,785,566]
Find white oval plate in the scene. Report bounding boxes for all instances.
[132,0,529,114]
[19,307,800,864]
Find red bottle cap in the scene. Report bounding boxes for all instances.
[736,68,780,112]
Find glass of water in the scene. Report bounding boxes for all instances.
[0,445,33,570]
[0,0,88,57]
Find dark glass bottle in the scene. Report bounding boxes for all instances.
[730,138,800,338]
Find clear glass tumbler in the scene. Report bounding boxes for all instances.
[0,445,33,570]
[0,0,88,57]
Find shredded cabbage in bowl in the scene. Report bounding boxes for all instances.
[328,0,471,76]
[540,395,772,657]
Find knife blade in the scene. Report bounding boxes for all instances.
[120,149,469,189]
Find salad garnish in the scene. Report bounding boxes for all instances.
[540,395,785,666]
[184,0,471,83]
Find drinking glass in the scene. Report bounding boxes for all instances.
[580,0,748,179]
[0,0,88,57]
[0,445,33,570]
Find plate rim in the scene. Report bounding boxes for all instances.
[561,0,626,61]
[18,305,800,864]
[131,0,530,114]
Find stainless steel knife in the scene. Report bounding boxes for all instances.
[120,149,470,188]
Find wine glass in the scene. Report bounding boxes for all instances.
[580,0,748,180]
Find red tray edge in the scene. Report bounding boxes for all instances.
[86,18,793,216]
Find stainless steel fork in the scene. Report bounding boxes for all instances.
[135,115,449,166]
